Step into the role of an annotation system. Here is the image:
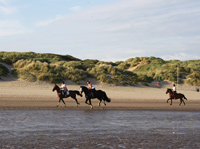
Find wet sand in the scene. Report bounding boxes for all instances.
[0,110,200,148]
[0,97,200,111]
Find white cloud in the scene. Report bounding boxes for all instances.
[161,53,200,61]
[0,0,7,5]
[35,15,64,27]
[0,20,31,36]
[1,0,200,61]
[0,5,16,14]
[28,0,200,60]
[69,6,81,12]
[0,0,16,15]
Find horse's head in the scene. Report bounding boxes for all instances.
[52,84,59,92]
[166,88,172,94]
[80,86,88,94]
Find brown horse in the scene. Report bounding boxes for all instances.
[52,84,82,107]
[166,88,187,105]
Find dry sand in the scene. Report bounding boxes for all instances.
[0,79,200,111]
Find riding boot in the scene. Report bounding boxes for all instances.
[173,91,176,99]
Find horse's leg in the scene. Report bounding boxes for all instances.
[74,97,80,107]
[167,98,170,103]
[98,98,102,107]
[170,99,172,105]
[101,97,106,106]
[98,100,101,107]
[85,98,90,105]
[88,98,93,109]
[57,99,61,107]
[104,100,106,106]
[61,98,66,107]
[182,99,186,105]
[179,98,182,106]
[71,94,80,107]
[100,98,106,106]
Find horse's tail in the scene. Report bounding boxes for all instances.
[102,92,111,102]
[183,95,187,100]
[75,91,82,97]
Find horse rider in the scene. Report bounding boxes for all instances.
[61,81,69,96]
[173,84,177,99]
[87,80,96,97]
[87,80,95,90]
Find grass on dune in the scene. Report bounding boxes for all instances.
[1,52,200,86]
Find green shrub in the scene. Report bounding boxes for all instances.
[11,69,36,82]
[62,61,88,70]
[37,73,48,81]
[0,63,9,77]
[0,52,80,64]
[186,71,200,85]
[48,73,63,83]
[2,52,200,86]
[64,68,88,84]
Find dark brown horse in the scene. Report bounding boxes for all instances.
[80,86,111,109]
[52,84,82,107]
[166,88,187,105]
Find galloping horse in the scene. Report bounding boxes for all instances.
[80,86,111,109]
[52,84,82,107]
[166,88,187,105]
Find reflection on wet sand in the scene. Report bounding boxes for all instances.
[0,110,200,148]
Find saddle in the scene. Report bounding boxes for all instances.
[89,89,96,98]
[62,90,69,96]
[173,91,177,99]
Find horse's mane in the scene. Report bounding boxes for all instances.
[55,84,59,88]
[166,88,174,94]
[80,86,88,89]
[54,84,61,90]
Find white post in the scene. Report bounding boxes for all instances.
[177,64,179,87]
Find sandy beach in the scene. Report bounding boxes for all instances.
[0,79,199,111]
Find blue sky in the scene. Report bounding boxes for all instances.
[0,0,200,62]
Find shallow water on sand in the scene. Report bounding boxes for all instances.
[0,110,200,148]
